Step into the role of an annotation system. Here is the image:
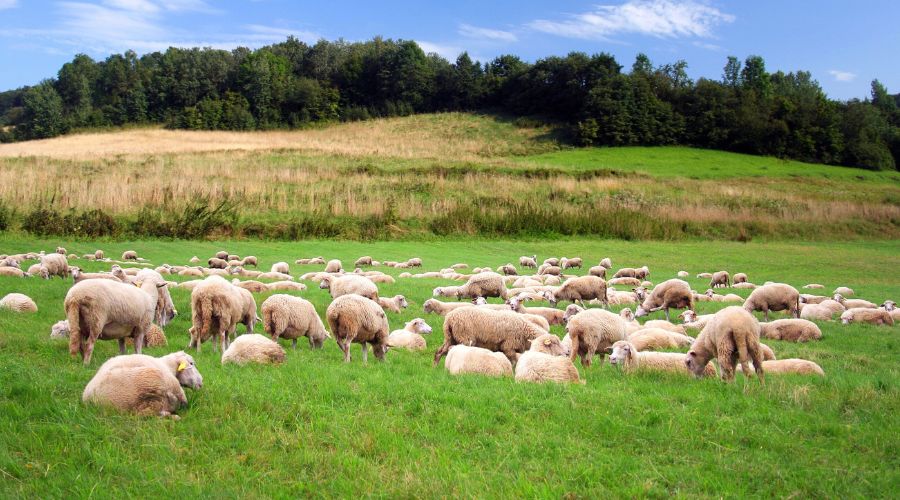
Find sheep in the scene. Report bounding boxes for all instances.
[0,257,20,268]
[212,251,227,260]
[609,341,716,377]
[832,293,877,310]
[737,359,824,377]
[507,294,565,325]
[684,306,765,382]
[759,319,822,342]
[241,256,258,267]
[800,294,828,304]
[607,277,642,287]
[267,281,307,292]
[709,271,730,289]
[94,250,105,260]
[387,318,433,351]
[538,264,562,276]
[614,266,649,280]
[588,266,607,278]
[407,257,423,267]
[422,299,474,315]
[256,271,293,281]
[55,246,67,255]
[883,301,900,322]
[733,273,748,284]
[433,272,508,301]
[0,293,37,312]
[840,308,894,326]
[135,269,177,328]
[800,300,844,321]
[227,254,240,263]
[65,277,170,365]
[262,294,329,349]
[177,279,204,291]
[599,257,612,269]
[320,274,379,301]
[543,276,607,307]
[560,257,583,269]
[122,251,138,260]
[564,308,627,367]
[208,258,228,269]
[355,256,373,267]
[634,279,693,322]
[0,267,28,278]
[189,256,201,264]
[125,323,168,348]
[50,319,70,339]
[179,267,204,277]
[733,282,757,289]
[231,279,270,293]
[221,334,285,365]
[234,286,259,334]
[803,283,824,289]
[676,270,689,278]
[39,253,69,279]
[696,272,712,279]
[271,262,290,274]
[627,328,694,351]
[69,267,122,284]
[326,294,390,363]
[188,275,245,353]
[433,307,547,366]
[833,286,854,296]
[515,335,582,384]
[679,310,713,331]
[324,259,343,273]
[543,257,560,267]
[705,289,744,303]
[82,351,203,418]
[498,263,518,276]
[444,345,513,377]
[743,283,800,321]
[519,255,537,269]
[377,294,409,313]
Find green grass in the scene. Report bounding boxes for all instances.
[1,237,898,497]
[518,146,900,182]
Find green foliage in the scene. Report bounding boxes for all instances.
[19,81,66,139]
[21,208,119,237]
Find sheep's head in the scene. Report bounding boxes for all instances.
[840,311,853,324]
[319,277,332,290]
[530,334,565,356]
[684,348,710,378]
[473,297,488,305]
[69,266,81,278]
[608,341,634,367]
[705,289,715,297]
[633,287,648,302]
[506,296,520,310]
[634,306,649,318]
[562,304,583,322]
[168,352,203,390]
[680,310,697,323]
[541,290,557,306]
[407,318,432,334]
[883,300,896,312]
[833,293,845,303]
[39,266,50,280]
[423,299,437,314]
[397,295,409,309]
[50,320,70,339]
[619,308,635,322]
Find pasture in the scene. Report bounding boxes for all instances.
[1,237,898,497]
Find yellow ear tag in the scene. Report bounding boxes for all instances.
[543,338,552,346]
[177,361,187,372]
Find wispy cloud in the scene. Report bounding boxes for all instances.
[416,40,464,60]
[458,23,517,42]
[828,70,856,82]
[0,0,19,9]
[529,0,734,41]
[692,40,724,51]
[243,24,321,44]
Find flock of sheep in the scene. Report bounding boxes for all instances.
[0,247,897,419]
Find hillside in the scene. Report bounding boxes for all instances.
[0,113,897,241]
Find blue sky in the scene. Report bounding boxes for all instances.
[0,0,897,100]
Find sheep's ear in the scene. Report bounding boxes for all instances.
[687,350,696,356]
[605,347,613,354]
[156,282,167,288]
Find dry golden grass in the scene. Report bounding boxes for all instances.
[0,113,555,161]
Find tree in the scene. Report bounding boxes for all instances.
[20,80,65,139]
[740,55,770,96]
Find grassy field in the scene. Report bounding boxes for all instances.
[0,113,897,241]
[1,237,898,497]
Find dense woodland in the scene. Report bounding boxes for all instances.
[1,37,898,170]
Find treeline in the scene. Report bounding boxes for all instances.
[1,37,898,170]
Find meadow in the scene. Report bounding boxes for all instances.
[0,113,898,241]
[1,237,898,497]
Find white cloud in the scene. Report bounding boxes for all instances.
[828,70,856,82]
[692,40,723,51]
[416,40,464,60]
[244,24,321,44]
[529,0,735,40]
[0,0,19,9]
[458,23,517,42]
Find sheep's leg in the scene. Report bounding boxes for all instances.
[361,343,368,364]
[718,351,735,382]
[219,329,228,353]
[292,339,297,349]
[133,326,145,354]
[664,308,670,322]
[433,341,452,367]
[339,339,351,362]
[118,338,127,355]
[374,343,386,362]
[764,309,770,322]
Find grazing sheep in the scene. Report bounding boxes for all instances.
[684,306,765,383]
[122,251,138,261]
[609,340,716,377]
[709,271,730,289]
[221,334,285,365]
[832,293,877,310]
[565,308,627,367]
[560,257,583,269]
[241,256,258,267]
[213,251,228,260]
[599,257,612,269]
[433,307,546,366]
[498,263,518,276]
[39,253,69,279]
[354,256,373,267]
[227,254,240,263]
[743,283,800,321]
[543,257,560,267]
[135,269,177,327]
[93,249,104,260]
[537,264,562,276]
[627,328,694,351]
[82,351,203,418]
[320,274,379,301]
[234,287,259,334]
[0,293,37,312]
[519,255,537,269]
[377,294,409,313]
[433,272,508,301]
[737,359,824,377]
[324,259,343,273]
[208,258,228,269]
[759,319,822,342]
[676,270,689,278]
[833,286,854,296]
[733,273,748,284]
[803,283,824,289]
[634,279,693,322]
[65,278,170,364]
[588,266,607,278]
[271,262,290,274]
[326,294,390,363]
[444,345,513,377]
[515,335,581,384]
[614,266,649,280]
[543,276,607,307]
[262,294,329,349]
[507,294,565,325]
[50,319,70,339]
[387,318,433,351]
[840,308,894,326]
[189,275,245,353]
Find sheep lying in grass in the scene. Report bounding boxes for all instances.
[883,301,900,323]
[743,283,800,321]
[803,283,824,289]
[267,281,307,291]
[677,270,689,278]
[208,258,228,269]
[422,298,475,315]
[609,340,716,377]
[82,351,203,419]
[221,334,285,365]
[832,293,877,310]
[232,279,270,293]
[840,308,894,326]
[519,255,537,268]
[560,257,583,269]
[262,294,329,349]
[377,294,409,313]
[444,345,512,377]
[800,300,844,321]
[0,293,37,312]
[433,307,546,366]
[732,282,757,289]
[71,267,124,283]
[506,294,565,325]
[759,319,822,342]
[733,273,748,284]
[0,266,28,278]
[588,266,607,278]
[515,334,582,384]
[737,359,824,376]
[679,310,713,331]
[627,328,694,351]
[270,262,290,274]
[324,259,343,273]
[387,318,433,351]
[326,294,390,363]
[833,286,854,296]
[684,306,765,383]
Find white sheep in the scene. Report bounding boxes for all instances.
[326,294,390,363]
[609,340,716,377]
[387,318,433,351]
[221,334,286,365]
[514,334,582,384]
[444,345,513,377]
[0,293,37,312]
[262,294,330,349]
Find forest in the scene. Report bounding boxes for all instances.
[1,36,898,170]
